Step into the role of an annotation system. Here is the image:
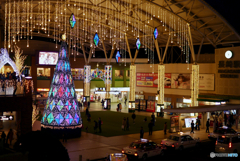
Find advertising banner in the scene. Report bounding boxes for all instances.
[115,70,124,80]
[136,73,171,88]
[170,116,179,133]
[199,74,215,90]
[171,74,191,89]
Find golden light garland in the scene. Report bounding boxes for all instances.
[4,0,191,58]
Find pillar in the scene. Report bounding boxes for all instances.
[236,109,239,130]
[83,65,91,98]
[191,65,199,107]
[0,112,3,129]
[158,65,165,105]
[129,65,136,102]
[129,65,136,112]
[104,65,112,99]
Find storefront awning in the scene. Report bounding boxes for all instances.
[162,104,240,113]
[197,97,229,102]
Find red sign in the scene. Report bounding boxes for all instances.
[136,73,171,88]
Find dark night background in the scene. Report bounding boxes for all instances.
[205,0,240,35]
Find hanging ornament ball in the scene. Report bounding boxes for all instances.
[62,34,66,41]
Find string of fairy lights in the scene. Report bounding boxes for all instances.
[4,0,191,65]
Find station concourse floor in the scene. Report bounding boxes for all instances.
[63,102,240,161]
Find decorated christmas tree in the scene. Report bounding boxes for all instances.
[41,37,82,136]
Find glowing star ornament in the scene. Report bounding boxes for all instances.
[69,13,76,28]
[153,27,158,40]
[94,33,99,46]
[115,51,121,63]
[136,38,141,50]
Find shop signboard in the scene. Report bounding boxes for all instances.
[199,74,214,90]
[136,73,171,88]
[0,115,14,121]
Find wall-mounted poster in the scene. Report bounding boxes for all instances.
[199,74,215,91]
[115,70,124,80]
[136,73,171,88]
[171,74,190,89]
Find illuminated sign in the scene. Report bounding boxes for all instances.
[0,115,14,121]
[37,88,50,92]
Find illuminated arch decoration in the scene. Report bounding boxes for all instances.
[41,41,82,130]
[0,48,20,76]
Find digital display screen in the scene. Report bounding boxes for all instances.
[39,52,58,65]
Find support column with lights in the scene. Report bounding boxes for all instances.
[129,65,136,113]
[157,65,165,117]
[83,65,91,107]
[104,65,112,110]
[191,65,199,107]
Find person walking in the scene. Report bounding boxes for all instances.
[7,129,13,145]
[87,113,91,122]
[94,120,98,133]
[1,131,6,144]
[98,117,102,133]
[126,117,129,130]
[148,120,153,135]
[131,112,136,124]
[101,99,104,109]
[62,129,67,142]
[197,118,201,130]
[88,101,90,108]
[224,113,227,126]
[164,122,167,135]
[140,127,144,139]
[230,113,234,126]
[119,103,122,112]
[122,117,126,131]
[190,120,195,134]
[206,119,210,133]
[151,113,155,126]
[86,107,89,116]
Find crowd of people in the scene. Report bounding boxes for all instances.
[0,129,14,148]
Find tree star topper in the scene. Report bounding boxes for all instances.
[69,13,76,28]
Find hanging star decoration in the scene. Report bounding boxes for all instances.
[136,38,141,50]
[94,33,99,46]
[115,51,121,63]
[153,27,158,40]
[69,13,76,28]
